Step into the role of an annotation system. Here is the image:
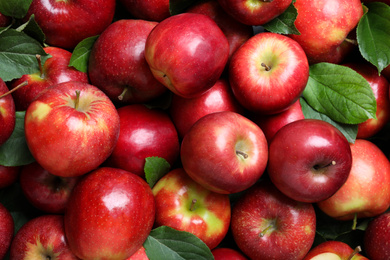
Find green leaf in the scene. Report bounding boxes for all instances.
[144,157,171,188]
[302,62,376,125]
[0,29,50,82]
[357,2,390,74]
[144,226,214,260]
[169,0,199,15]
[69,35,99,73]
[300,98,358,143]
[0,111,35,166]
[263,0,300,35]
[15,15,46,45]
[0,0,33,19]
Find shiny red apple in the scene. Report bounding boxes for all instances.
[0,78,15,146]
[0,202,13,260]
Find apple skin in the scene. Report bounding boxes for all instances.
[24,0,116,50]
[0,12,11,27]
[152,168,231,250]
[303,241,368,260]
[10,46,89,111]
[229,32,309,114]
[289,0,363,64]
[231,179,316,260]
[19,162,81,214]
[118,0,170,22]
[10,214,78,260]
[24,81,120,178]
[317,139,390,220]
[364,212,390,260]
[0,165,20,189]
[169,78,245,139]
[217,0,292,26]
[125,246,149,260]
[145,13,230,98]
[0,78,15,146]
[180,111,268,194]
[0,203,14,260]
[64,167,156,260]
[267,119,353,203]
[382,64,390,81]
[212,248,248,260]
[343,62,390,139]
[105,104,180,177]
[88,19,167,105]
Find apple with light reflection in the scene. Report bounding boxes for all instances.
[303,241,368,260]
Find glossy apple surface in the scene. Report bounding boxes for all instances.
[317,139,390,220]
[152,168,231,249]
[268,119,352,203]
[212,248,248,260]
[181,111,268,194]
[145,13,229,98]
[0,165,20,189]
[169,78,244,138]
[24,81,120,177]
[126,246,149,260]
[10,215,78,260]
[231,180,316,260]
[289,0,363,64]
[88,19,167,105]
[229,32,309,114]
[64,167,156,260]
[364,212,390,260]
[10,46,89,111]
[0,203,13,260]
[303,241,368,260]
[105,104,180,177]
[0,78,15,146]
[119,0,170,22]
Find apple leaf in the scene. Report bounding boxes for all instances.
[357,2,390,74]
[300,98,358,143]
[0,111,35,167]
[15,15,46,45]
[0,29,50,82]
[0,0,33,19]
[144,157,171,188]
[262,0,300,35]
[302,62,376,125]
[169,0,199,15]
[69,35,99,73]
[144,226,214,260]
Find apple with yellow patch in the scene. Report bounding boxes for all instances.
[303,241,368,260]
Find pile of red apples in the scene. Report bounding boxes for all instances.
[0,0,390,259]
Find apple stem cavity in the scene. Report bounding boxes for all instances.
[190,199,197,211]
[261,63,272,71]
[236,150,249,159]
[0,80,28,99]
[347,246,362,260]
[313,161,336,170]
[74,90,81,110]
[259,220,277,237]
[118,87,128,101]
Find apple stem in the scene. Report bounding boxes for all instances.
[347,246,362,260]
[74,90,81,110]
[352,213,358,230]
[344,38,358,46]
[259,224,273,237]
[0,80,28,99]
[36,54,44,77]
[261,63,272,71]
[236,150,249,159]
[190,199,197,211]
[118,87,128,101]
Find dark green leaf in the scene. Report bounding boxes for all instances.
[0,29,50,82]
[300,98,358,143]
[263,0,300,35]
[144,157,171,188]
[16,15,46,45]
[0,0,33,19]
[0,111,35,166]
[357,2,390,74]
[302,62,376,125]
[69,35,99,73]
[144,226,214,260]
[169,0,199,15]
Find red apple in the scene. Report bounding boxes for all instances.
[126,246,149,260]
[364,212,390,260]
[169,78,244,139]
[268,119,353,203]
[0,12,11,27]
[10,214,78,260]
[24,0,116,49]
[217,0,292,26]
[303,241,368,260]
[317,139,390,220]
[145,13,230,98]
[289,0,363,64]
[0,202,13,260]
[0,78,15,146]
[231,179,316,260]
[10,46,89,111]
[152,168,231,250]
[64,167,155,260]
[229,32,309,114]
[180,111,268,194]
[88,19,167,105]
[118,0,170,22]
[0,165,20,189]
[105,104,180,177]
[19,162,81,214]
[212,248,248,260]
[343,62,390,139]
[24,81,120,177]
